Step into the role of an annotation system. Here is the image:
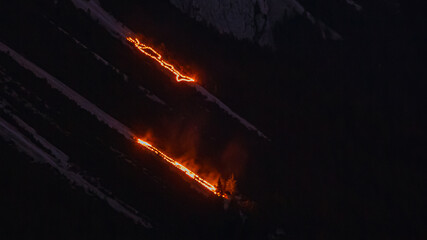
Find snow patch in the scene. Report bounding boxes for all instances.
[0,74,70,136]
[138,86,166,106]
[0,41,134,140]
[48,16,170,105]
[345,0,362,11]
[169,0,342,46]
[48,20,130,82]
[277,0,342,40]
[0,116,151,228]
[194,85,269,140]
[69,0,267,139]
[9,113,69,166]
[70,0,132,41]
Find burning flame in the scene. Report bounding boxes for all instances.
[127,37,196,83]
[128,36,228,198]
[135,138,226,198]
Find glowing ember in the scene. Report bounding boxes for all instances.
[128,37,227,198]
[127,37,196,83]
[136,138,225,197]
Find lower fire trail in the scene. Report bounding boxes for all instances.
[136,138,222,196]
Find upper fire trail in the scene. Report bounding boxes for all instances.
[71,0,269,140]
[127,37,195,82]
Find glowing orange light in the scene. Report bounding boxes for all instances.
[136,138,226,198]
[127,37,195,83]
[128,37,228,198]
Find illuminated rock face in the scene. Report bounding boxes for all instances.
[169,0,344,46]
[169,0,272,46]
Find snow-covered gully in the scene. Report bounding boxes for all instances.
[0,115,151,228]
[0,41,226,199]
[70,0,269,140]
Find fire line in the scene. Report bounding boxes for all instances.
[127,37,195,83]
[127,37,226,198]
[135,138,225,197]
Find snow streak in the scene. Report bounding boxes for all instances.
[0,41,223,198]
[0,114,151,228]
[0,41,134,140]
[70,0,268,139]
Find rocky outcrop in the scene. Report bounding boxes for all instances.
[169,0,344,47]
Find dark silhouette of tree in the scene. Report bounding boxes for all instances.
[216,178,224,196]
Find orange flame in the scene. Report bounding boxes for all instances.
[127,37,196,83]
[136,138,226,198]
[128,36,227,198]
